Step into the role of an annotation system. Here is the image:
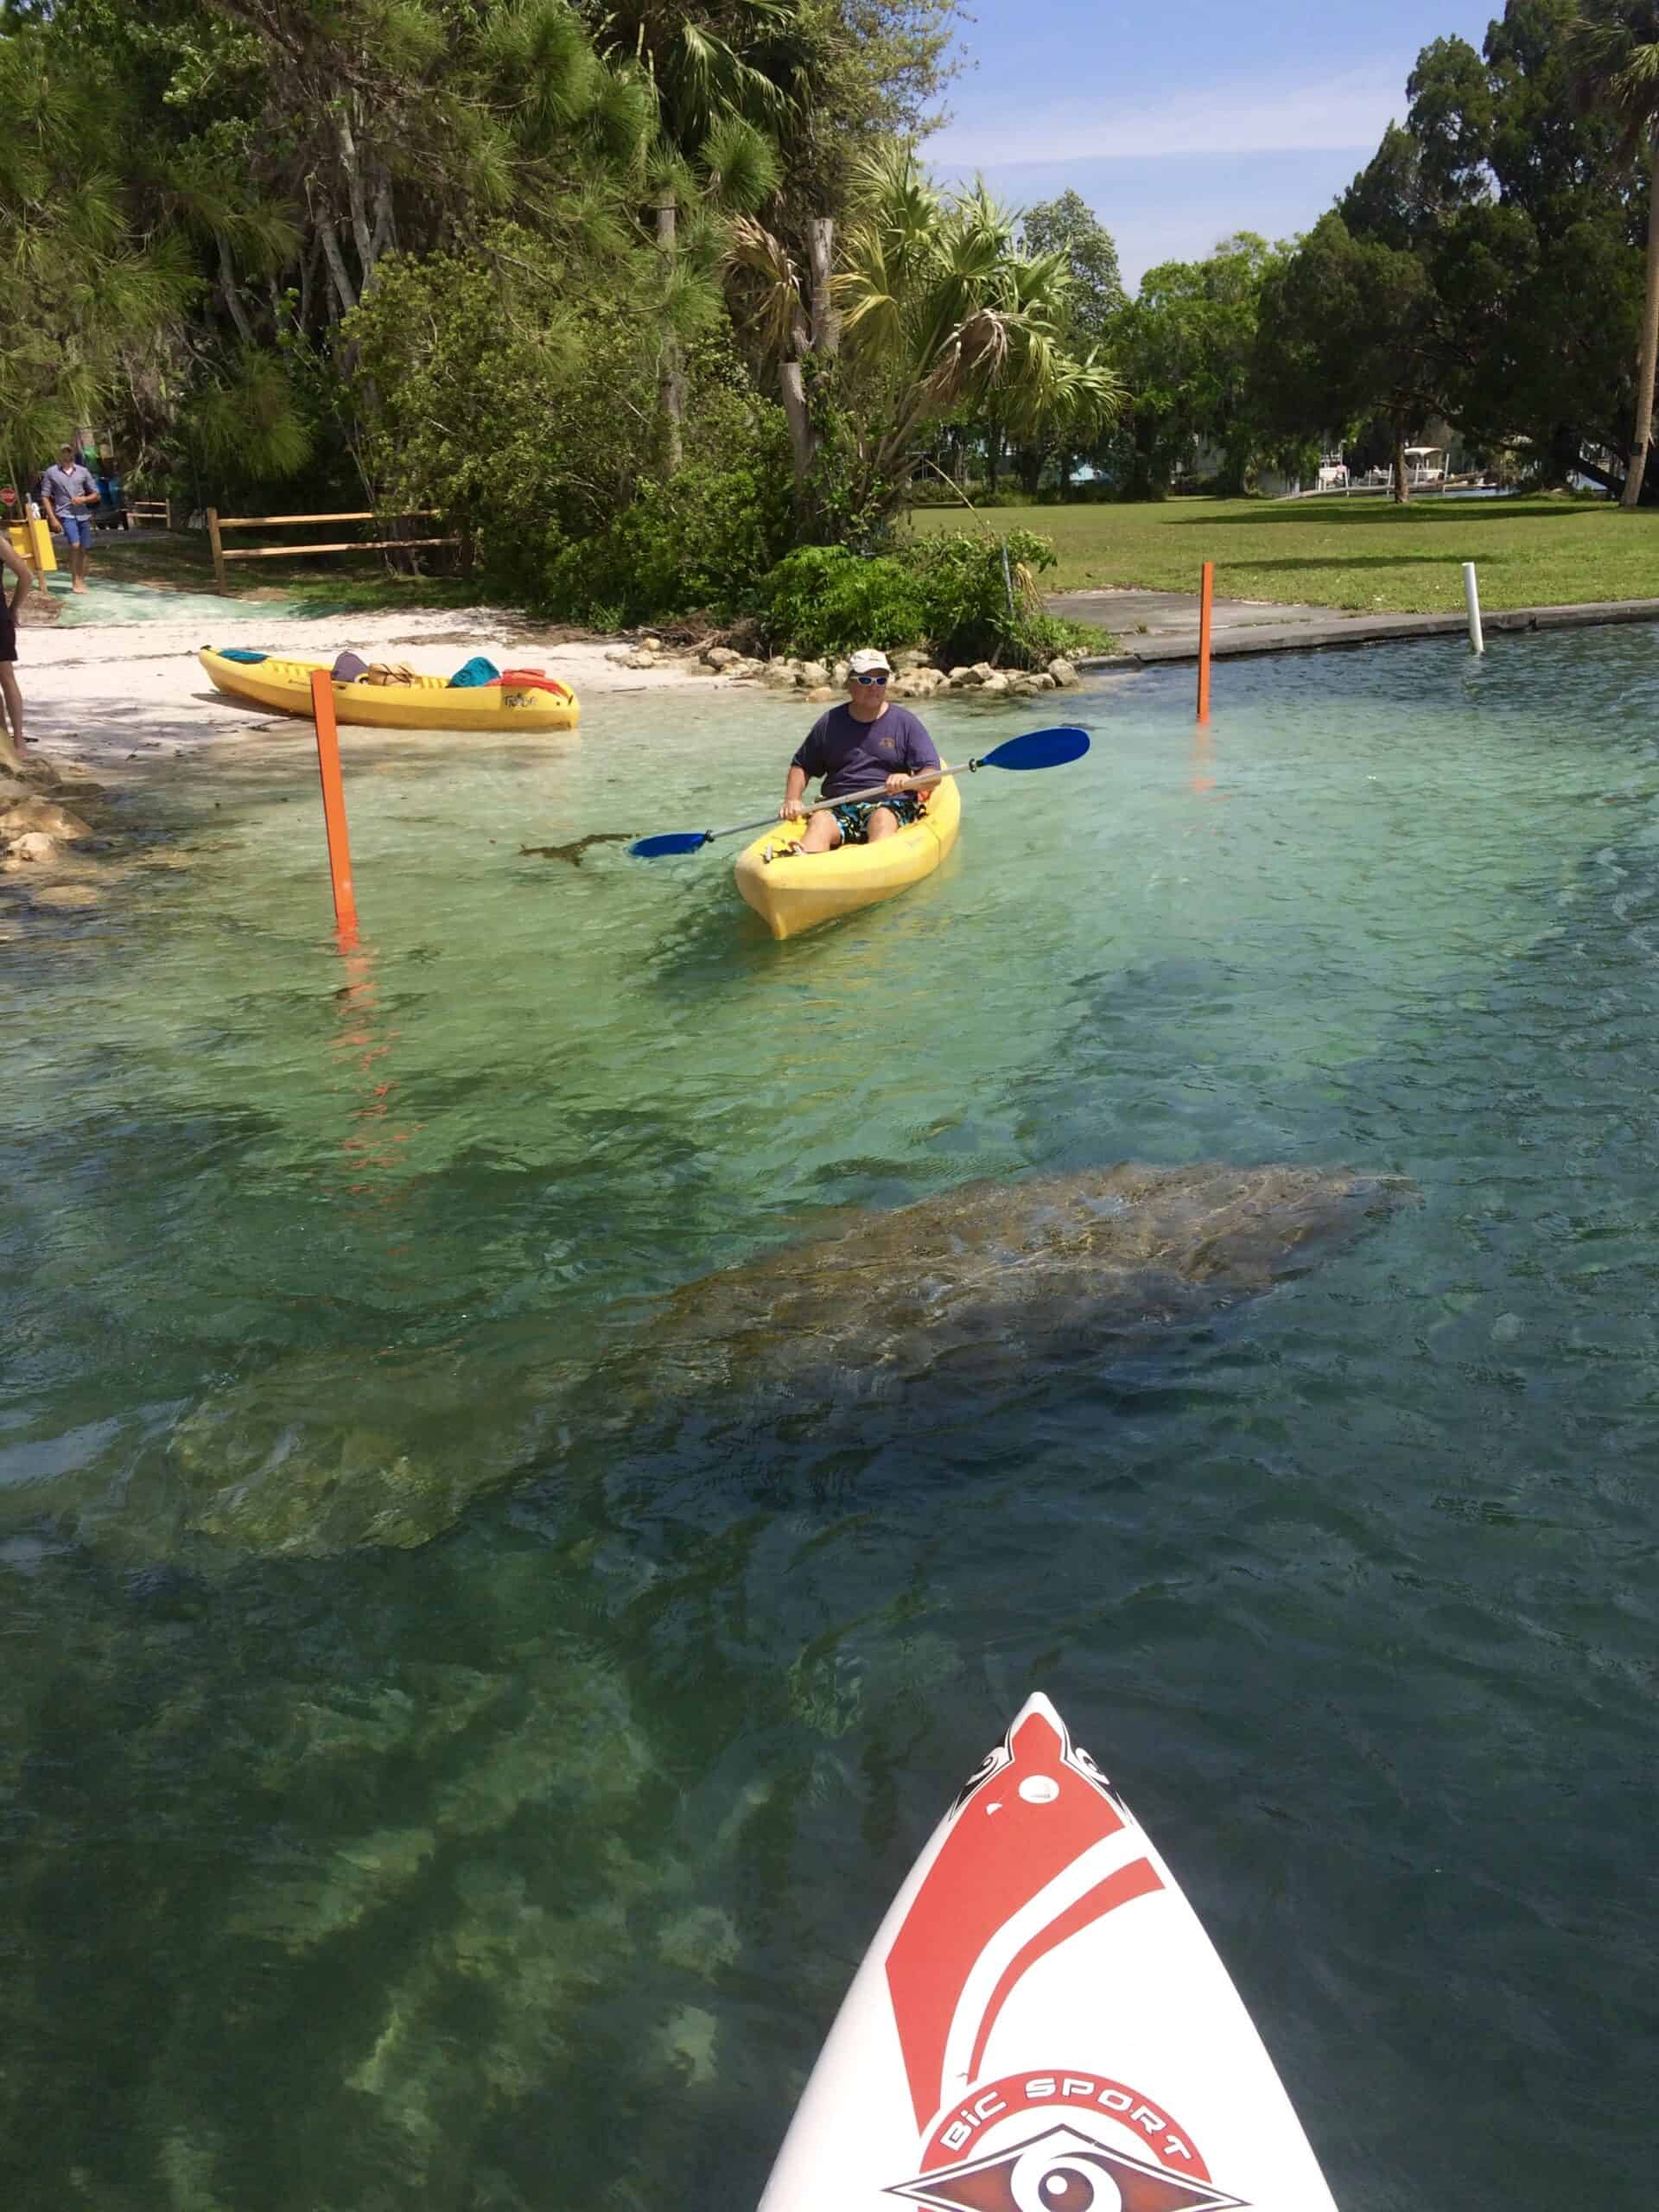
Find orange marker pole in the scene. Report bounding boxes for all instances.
[1196,560,1214,725]
[309,668,359,944]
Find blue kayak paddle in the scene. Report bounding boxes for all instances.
[629,725,1090,859]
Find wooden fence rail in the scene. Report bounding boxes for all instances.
[206,506,456,593]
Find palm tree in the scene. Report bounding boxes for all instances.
[585,0,809,467]
[727,149,1125,512]
[585,0,811,152]
[645,114,779,468]
[1567,3,1659,507]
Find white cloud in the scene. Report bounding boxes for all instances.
[928,66,1405,166]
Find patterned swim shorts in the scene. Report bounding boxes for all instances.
[829,791,927,843]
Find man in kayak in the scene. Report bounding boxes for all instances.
[778,648,941,853]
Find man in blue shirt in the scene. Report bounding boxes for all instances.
[41,445,100,594]
[779,647,942,853]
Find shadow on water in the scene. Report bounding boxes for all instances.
[0,1526,773,2208]
[642,875,776,992]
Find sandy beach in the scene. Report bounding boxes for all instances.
[14,601,727,778]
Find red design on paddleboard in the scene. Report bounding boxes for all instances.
[888,2121,1246,2212]
[920,2070,1211,2177]
[885,1705,1163,2131]
[965,1859,1163,2082]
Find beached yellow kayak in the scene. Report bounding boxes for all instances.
[734,775,960,940]
[199,648,581,733]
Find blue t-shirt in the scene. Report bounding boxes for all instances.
[791,702,941,800]
[42,464,97,523]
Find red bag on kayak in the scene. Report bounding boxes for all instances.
[499,668,575,698]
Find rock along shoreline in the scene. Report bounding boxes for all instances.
[609,634,1084,701]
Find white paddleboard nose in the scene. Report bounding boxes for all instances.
[756,1694,1339,2212]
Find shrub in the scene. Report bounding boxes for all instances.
[760,544,931,658]
[530,377,795,624]
[351,245,791,626]
[539,444,793,624]
[905,529,1056,665]
[760,528,1093,669]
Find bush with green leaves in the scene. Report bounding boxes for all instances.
[348,236,665,599]
[758,544,931,658]
[760,528,1091,667]
[353,251,791,622]
[537,395,795,621]
[906,528,1068,664]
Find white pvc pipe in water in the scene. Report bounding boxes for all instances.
[1462,561,1484,654]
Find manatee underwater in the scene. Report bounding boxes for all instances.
[622,1160,1417,1399]
[159,1161,1416,1558]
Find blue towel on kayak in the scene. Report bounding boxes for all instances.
[218,647,267,664]
[448,655,499,688]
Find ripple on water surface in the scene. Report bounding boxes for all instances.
[2,632,1656,2209]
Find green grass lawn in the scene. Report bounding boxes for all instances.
[906,493,1659,615]
[89,529,486,613]
[87,498,1659,625]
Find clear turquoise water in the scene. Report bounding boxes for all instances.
[43,571,315,626]
[3,637,1656,2209]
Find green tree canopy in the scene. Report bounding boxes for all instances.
[981,188,1124,494]
[1564,0,1659,503]
[0,19,194,470]
[1018,190,1124,344]
[1255,212,1439,501]
[0,0,984,618]
[1332,0,1648,493]
[1105,233,1285,499]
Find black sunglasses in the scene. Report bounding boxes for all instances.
[851,671,889,685]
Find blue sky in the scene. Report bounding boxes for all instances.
[930,0,1503,284]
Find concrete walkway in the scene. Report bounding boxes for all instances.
[1047,585,1659,664]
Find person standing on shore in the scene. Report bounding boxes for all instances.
[0,531,35,767]
[41,443,99,594]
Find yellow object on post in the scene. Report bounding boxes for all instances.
[8,520,57,577]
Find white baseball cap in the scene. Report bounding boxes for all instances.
[848,648,891,675]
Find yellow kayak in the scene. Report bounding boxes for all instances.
[199,648,581,732]
[734,775,960,940]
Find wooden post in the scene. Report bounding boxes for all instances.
[207,505,226,594]
[309,669,359,943]
[1196,560,1214,724]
